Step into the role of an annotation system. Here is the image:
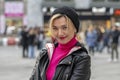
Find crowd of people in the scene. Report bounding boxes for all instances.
[84,24,120,62]
[19,26,45,58]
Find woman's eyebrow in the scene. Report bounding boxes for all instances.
[52,25,57,27]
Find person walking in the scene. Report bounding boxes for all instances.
[38,30,45,50]
[20,26,28,58]
[85,25,97,55]
[28,28,36,58]
[30,6,91,80]
[110,25,120,62]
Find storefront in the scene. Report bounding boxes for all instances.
[113,9,120,22]
[4,1,24,35]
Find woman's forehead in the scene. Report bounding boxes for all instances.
[52,17,67,26]
[50,15,75,29]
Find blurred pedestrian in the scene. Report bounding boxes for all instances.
[85,25,97,55]
[102,27,111,53]
[28,28,36,58]
[37,30,45,50]
[95,26,104,53]
[110,25,120,62]
[30,6,91,80]
[20,26,28,58]
[76,29,86,45]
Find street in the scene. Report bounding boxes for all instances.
[91,50,120,80]
[0,46,36,80]
[0,46,120,80]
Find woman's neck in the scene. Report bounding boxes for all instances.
[58,36,77,49]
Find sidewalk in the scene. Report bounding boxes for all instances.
[0,46,36,80]
[91,47,120,80]
[0,46,120,80]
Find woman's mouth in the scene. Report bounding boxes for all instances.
[59,37,66,40]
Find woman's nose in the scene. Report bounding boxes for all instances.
[58,29,63,36]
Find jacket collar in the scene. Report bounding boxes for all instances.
[45,42,82,60]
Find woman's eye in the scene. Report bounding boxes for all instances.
[53,27,58,30]
[63,26,67,30]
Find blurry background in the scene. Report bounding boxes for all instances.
[0,0,120,80]
[0,0,120,37]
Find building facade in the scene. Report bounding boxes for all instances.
[0,0,120,34]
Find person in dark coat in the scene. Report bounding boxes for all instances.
[28,28,36,58]
[110,25,120,62]
[30,6,91,80]
[20,26,29,58]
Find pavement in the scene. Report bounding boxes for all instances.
[91,49,120,80]
[0,45,120,80]
[0,46,36,80]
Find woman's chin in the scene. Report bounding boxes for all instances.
[58,41,67,44]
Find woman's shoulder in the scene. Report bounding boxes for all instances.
[36,48,48,60]
[73,47,89,57]
[73,42,89,58]
[75,42,88,52]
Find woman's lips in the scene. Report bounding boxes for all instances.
[59,37,66,40]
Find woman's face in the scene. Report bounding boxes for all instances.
[50,16,76,44]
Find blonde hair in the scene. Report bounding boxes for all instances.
[49,14,68,29]
[49,14,76,33]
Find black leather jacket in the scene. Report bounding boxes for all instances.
[30,42,91,80]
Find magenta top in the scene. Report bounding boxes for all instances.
[46,36,77,80]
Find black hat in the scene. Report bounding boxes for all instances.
[52,6,80,33]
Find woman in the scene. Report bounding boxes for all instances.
[30,6,91,80]
[85,25,97,55]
